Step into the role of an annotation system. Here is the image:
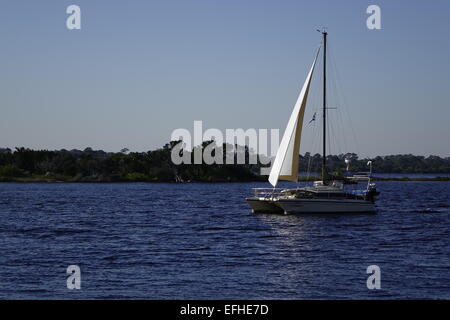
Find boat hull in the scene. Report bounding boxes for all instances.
[246,197,376,215]
[246,198,284,214]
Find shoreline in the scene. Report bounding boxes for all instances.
[1,176,450,183]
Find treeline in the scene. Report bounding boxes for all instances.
[0,143,261,182]
[299,153,450,174]
[0,144,449,182]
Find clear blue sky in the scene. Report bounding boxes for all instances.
[1,0,449,157]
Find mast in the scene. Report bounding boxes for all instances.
[322,31,327,182]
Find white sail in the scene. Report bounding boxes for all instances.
[268,48,320,187]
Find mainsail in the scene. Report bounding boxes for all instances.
[268,48,320,187]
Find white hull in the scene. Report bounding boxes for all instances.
[276,198,375,214]
[246,197,376,214]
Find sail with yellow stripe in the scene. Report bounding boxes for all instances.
[268,48,320,187]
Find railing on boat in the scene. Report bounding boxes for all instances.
[252,186,372,201]
[252,188,285,199]
[345,173,374,192]
[346,172,372,182]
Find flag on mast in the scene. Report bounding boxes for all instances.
[308,112,317,124]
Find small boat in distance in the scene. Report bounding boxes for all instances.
[246,31,379,214]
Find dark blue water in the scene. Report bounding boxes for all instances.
[0,181,449,299]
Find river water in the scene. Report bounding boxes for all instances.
[0,181,449,299]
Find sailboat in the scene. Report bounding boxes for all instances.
[246,31,379,214]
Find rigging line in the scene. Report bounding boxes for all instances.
[328,48,341,154]
[305,131,315,181]
[306,107,321,181]
[328,39,361,156]
[305,106,317,180]
[324,64,339,166]
[330,42,360,156]
[312,51,324,178]
[329,41,349,156]
[328,110,341,157]
[306,122,315,181]
[335,106,347,154]
[326,108,332,168]
[327,108,341,167]
[310,118,320,180]
[328,49,345,156]
[332,64,348,156]
[327,66,337,156]
[304,54,322,181]
[308,44,327,180]
[338,103,349,153]
[297,42,322,186]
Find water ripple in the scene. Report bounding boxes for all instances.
[0,181,449,299]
